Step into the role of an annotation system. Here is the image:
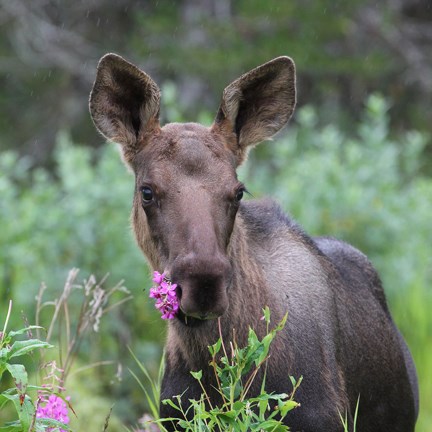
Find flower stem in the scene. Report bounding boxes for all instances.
[1,300,12,343]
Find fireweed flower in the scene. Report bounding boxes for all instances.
[150,271,180,319]
[36,393,70,431]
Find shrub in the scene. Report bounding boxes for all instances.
[133,309,302,432]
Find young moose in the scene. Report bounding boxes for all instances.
[89,54,418,431]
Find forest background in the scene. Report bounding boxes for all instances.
[1,1,431,431]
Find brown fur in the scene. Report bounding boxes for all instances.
[89,54,418,432]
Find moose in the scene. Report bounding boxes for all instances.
[89,54,418,431]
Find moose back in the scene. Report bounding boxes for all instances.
[89,54,418,431]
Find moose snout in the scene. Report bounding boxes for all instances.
[171,254,231,320]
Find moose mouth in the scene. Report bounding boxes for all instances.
[175,284,223,326]
[176,309,219,327]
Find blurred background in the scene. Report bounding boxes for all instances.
[0,0,431,430]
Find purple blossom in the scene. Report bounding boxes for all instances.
[149,287,161,299]
[152,271,165,285]
[150,271,180,320]
[36,394,70,431]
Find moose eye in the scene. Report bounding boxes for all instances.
[141,186,154,203]
[235,187,245,202]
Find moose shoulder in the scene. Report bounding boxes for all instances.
[89,54,418,431]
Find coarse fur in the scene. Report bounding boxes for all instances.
[89,53,418,431]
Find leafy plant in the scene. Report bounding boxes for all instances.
[1,269,133,431]
[0,300,71,431]
[135,309,301,432]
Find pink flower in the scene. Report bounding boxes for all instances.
[152,271,165,285]
[150,272,180,320]
[36,394,70,431]
[149,287,161,299]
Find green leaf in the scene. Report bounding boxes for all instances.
[162,398,181,412]
[7,326,44,338]
[208,338,222,357]
[278,399,299,417]
[247,328,259,347]
[0,423,23,431]
[0,337,11,349]
[221,385,231,400]
[215,411,237,425]
[9,339,52,359]
[262,306,271,324]
[177,419,191,429]
[248,393,288,404]
[233,380,243,400]
[251,419,285,431]
[265,424,289,432]
[190,370,202,381]
[274,312,288,333]
[0,393,13,411]
[233,400,244,412]
[0,360,7,377]
[211,408,236,418]
[5,363,28,392]
[4,393,35,432]
[37,417,72,431]
[0,348,10,361]
[259,397,269,419]
[0,392,17,403]
[256,334,273,365]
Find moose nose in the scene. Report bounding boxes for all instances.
[171,253,231,319]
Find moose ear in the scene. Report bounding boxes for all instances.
[213,56,296,163]
[89,53,161,164]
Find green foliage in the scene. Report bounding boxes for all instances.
[1,133,137,294]
[0,301,71,432]
[1,269,134,432]
[0,132,162,338]
[137,310,301,432]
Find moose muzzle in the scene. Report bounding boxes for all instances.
[170,252,232,320]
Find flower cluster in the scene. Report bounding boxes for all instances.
[149,271,179,320]
[36,394,70,431]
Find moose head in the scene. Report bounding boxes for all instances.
[89,54,296,323]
